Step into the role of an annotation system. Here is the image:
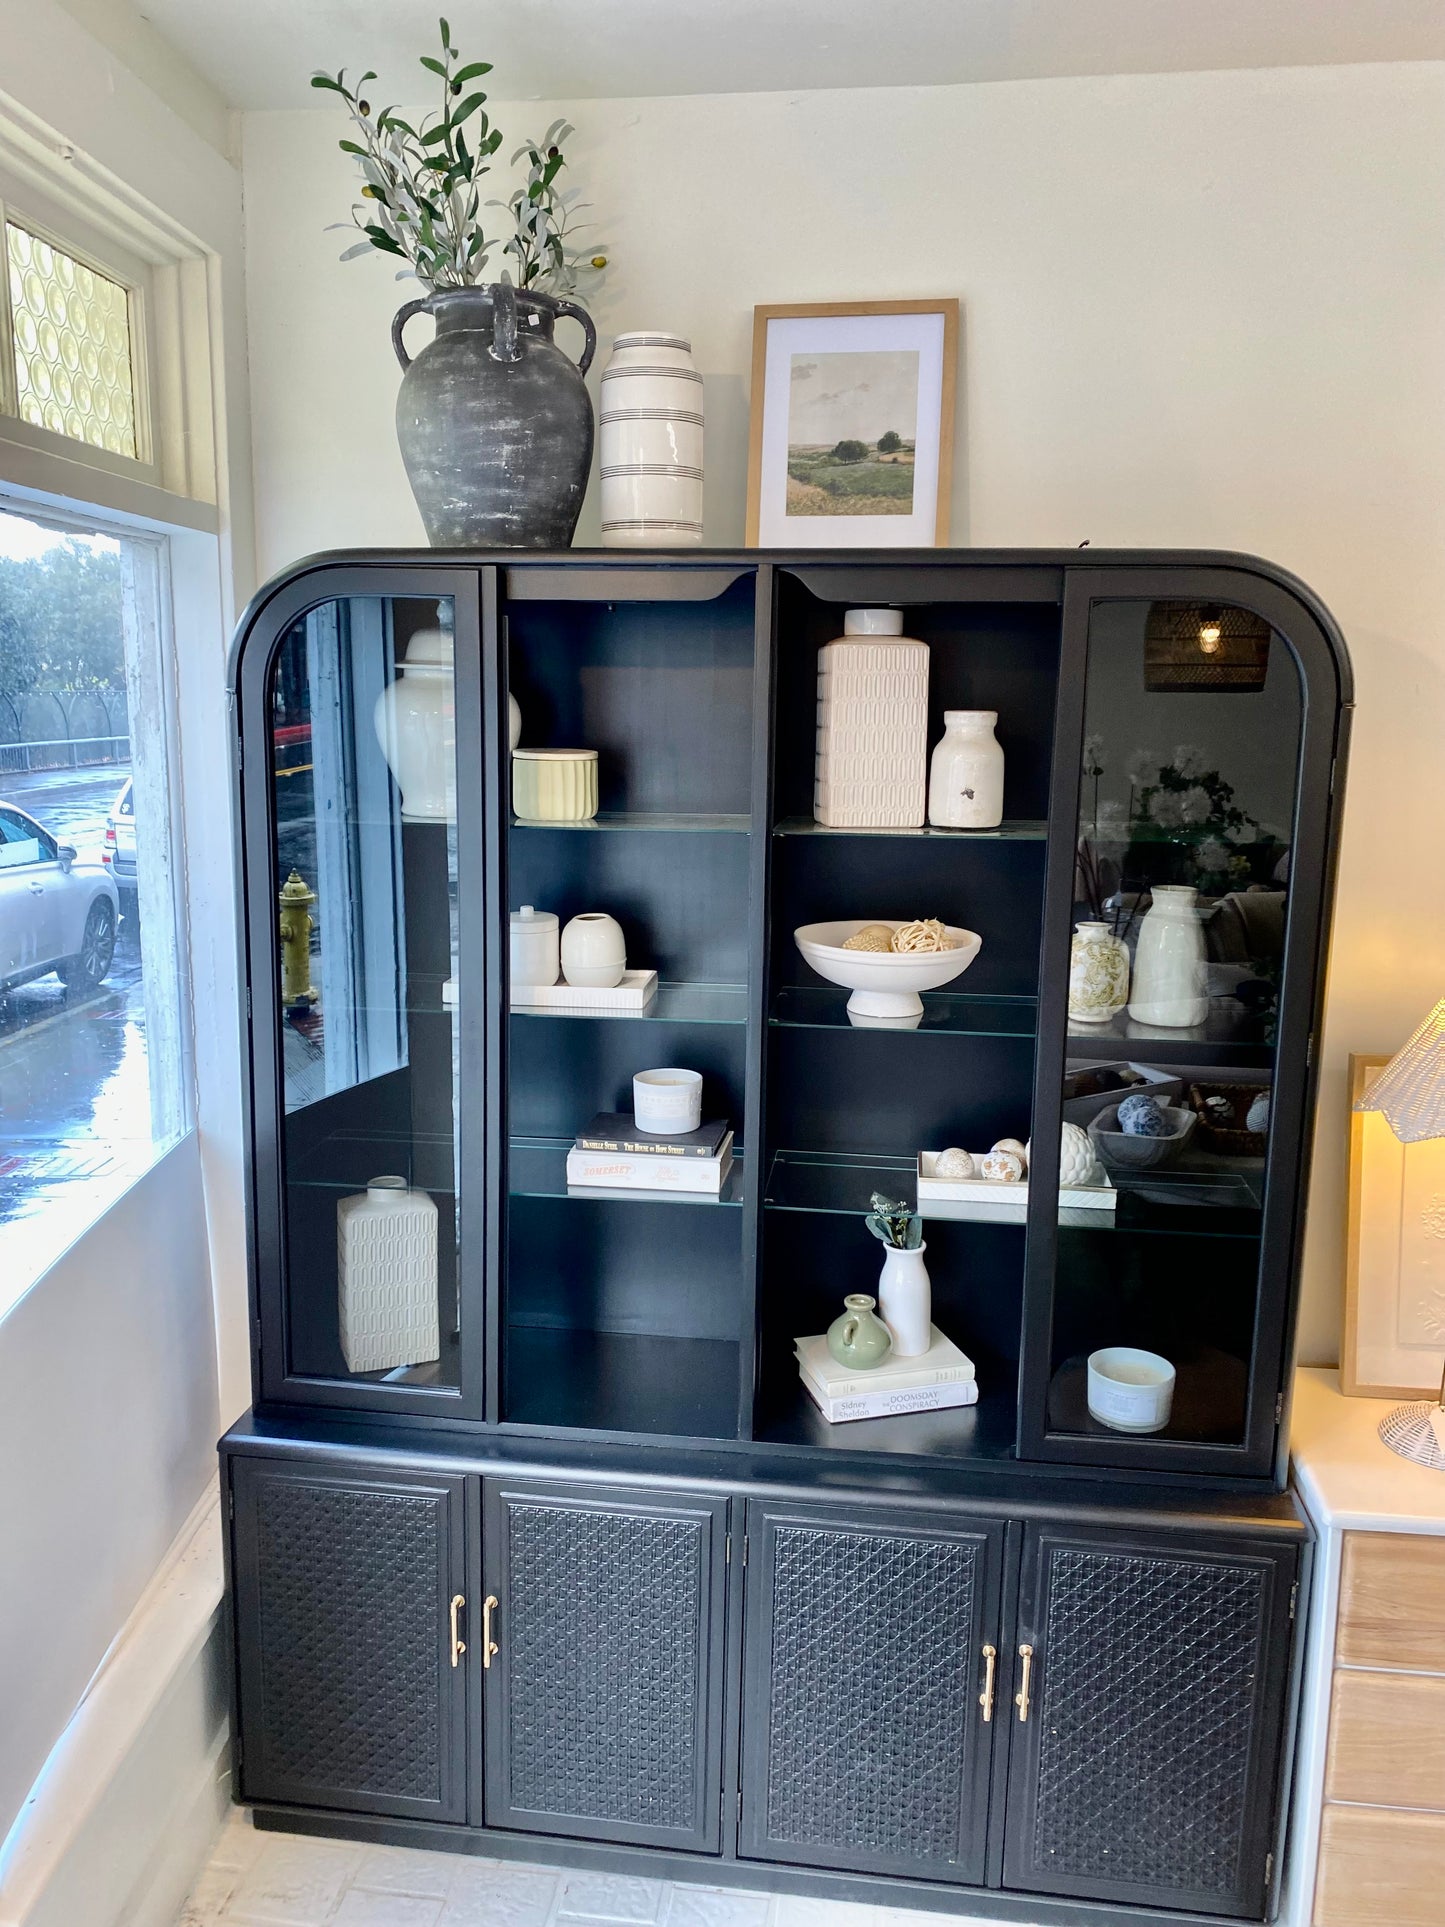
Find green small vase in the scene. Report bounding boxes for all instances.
[826,1293,892,1371]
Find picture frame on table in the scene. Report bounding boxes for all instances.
[745,299,958,548]
[1344,1051,1445,1397]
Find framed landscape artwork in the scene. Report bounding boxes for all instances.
[745,299,958,548]
[1344,1052,1445,1397]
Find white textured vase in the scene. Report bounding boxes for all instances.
[337,1177,439,1374]
[599,332,704,547]
[1068,921,1131,1023]
[877,1242,931,1358]
[372,628,455,821]
[928,710,1005,828]
[561,911,627,988]
[1128,885,1208,1028]
[814,610,929,827]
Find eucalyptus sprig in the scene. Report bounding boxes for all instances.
[864,1193,923,1251]
[493,121,609,295]
[312,16,504,289]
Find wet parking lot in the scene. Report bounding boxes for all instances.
[0,761,151,1298]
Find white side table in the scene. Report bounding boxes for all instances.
[1285,1367,1445,1927]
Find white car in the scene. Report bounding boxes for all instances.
[104,777,137,906]
[0,801,119,991]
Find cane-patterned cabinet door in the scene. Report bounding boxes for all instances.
[231,1459,468,1821]
[483,1480,730,1851]
[739,1501,1006,1883]
[1002,1524,1298,1917]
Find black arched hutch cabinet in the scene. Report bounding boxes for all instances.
[221,549,1351,1924]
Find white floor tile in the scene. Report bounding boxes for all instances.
[663,1887,773,1927]
[210,1811,268,1874]
[438,1862,561,1927]
[773,1899,880,1927]
[353,1843,462,1898]
[332,1890,445,1927]
[555,1868,665,1921]
[222,1834,360,1924]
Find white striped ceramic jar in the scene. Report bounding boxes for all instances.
[599,332,704,546]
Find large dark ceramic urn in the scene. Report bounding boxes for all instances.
[392,282,596,548]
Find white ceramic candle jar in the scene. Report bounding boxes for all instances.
[510,906,560,987]
[1086,1347,1176,1433]
[561,912,627,988]
[512,748,598,821]
[633,1068,703,1136]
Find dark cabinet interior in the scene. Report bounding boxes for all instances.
[225,547,1349,1925]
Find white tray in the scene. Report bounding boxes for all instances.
[916,1150,1116,1217]
[510,968,658,1010]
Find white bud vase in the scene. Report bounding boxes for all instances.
[877,1242,931,1357]
[928,709,1005,828]
[1068,920,1130,1023]
[1128,885,1208,1028]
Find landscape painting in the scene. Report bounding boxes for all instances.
[785,348,920,517]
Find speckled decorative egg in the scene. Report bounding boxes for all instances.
[992,1137,1029,1170]
[1246,1093,1270,1134]
[934,1147,975,1179]
[980,1148,1025,1183]
[1058,1121,1100,1188]
[1117,1094,1167,1137]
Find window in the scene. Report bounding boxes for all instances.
[4,221,139,459]
[0,500,189,1304]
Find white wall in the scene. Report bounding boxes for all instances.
[243,61,1445,1366]
[0,0,254,1854]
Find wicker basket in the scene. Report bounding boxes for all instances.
[1189,1081,1270,1156]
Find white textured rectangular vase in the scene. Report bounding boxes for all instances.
[337,1176,440,1374]
[814,609,929,827]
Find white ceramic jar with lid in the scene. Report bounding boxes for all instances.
[814,608,929,828]
[372,627,456,821]
[510,906,560,988]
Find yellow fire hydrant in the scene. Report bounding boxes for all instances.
[278,870,317,1009]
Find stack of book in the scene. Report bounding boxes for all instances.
[565,1112,734,1195]
[794,1325,978,1423]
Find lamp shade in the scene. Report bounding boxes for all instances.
[1355,999,1445,1143]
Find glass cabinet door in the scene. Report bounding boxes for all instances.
[1033,594,1304,1460]
[261,590,472,1398]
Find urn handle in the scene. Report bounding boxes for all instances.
[547,295,597,376]
[391,296,434,372]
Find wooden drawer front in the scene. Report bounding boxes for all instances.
[1314,1804,1445,1927]
[1325,1669,1445,1808]
[1337,1532,1445,1671]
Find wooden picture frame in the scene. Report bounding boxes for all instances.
[745,299,958,548]
[1343,1052,1445,1397]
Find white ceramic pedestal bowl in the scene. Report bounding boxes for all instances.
[794,920,983,1023]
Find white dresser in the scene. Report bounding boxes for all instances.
[1285,1367,1445,1926]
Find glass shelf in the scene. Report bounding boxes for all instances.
[1063,1167,1262,1238]
[510,982,748,1025]
[511,811,750,833]
[773,816,1047,841]
[764,1149,930,1216]
[510,1137,745,1207]
[772,988,1038,1037]
[1067,1005,1275,1068]
[288,1129,457,1195]
[504,1327,740,1439]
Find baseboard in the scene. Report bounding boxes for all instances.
[0,1482,229,1927]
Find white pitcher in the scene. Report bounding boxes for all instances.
[1127,885,1207,1028]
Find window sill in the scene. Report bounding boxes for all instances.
[0,421,218,535]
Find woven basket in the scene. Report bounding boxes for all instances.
[1189,1081,1269,1156]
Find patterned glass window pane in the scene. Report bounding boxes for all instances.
[6,222,138,459]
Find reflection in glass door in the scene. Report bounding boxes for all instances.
[270,594,462,1390]
[1048,598,1302,1449]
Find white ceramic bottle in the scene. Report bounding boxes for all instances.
[599,332,704,547]
[372,628,455,821]
[814,609,929,828]
[1127,885,1208,1028]
[561,912,627,988]
[928,710,1005,828]
[337,1176,439,1374]
[877,1242,932,1358]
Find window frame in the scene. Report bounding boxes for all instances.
[0,188,159,482]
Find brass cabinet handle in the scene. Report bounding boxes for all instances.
[482,1593,499,1669]
[979,1643,997,1723]
[449,1593,466,1668]
[1015,1643,1034,1722]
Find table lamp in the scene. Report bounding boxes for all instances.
[1354,997,1445,1469]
